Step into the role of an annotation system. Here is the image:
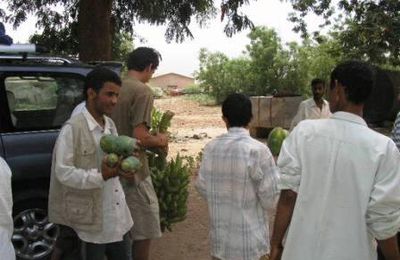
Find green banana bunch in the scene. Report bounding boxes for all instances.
[151,154,190,232]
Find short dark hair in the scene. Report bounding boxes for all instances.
[222,93,252,127]
[126,47,162,71]
[330,60,374,104]
[311,78,325,87]
[84,67,121,100]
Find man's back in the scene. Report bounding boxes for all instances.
[197,127,278,260]
[278,112,400,260]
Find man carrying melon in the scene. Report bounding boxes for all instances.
[270,61,400,260]
[290,78,331,130]
[48,67,134,260]
[111,47,168,260]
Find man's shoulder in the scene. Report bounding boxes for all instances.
[123,77,150,92]
[65,112,86,126]
[206,132,267,151]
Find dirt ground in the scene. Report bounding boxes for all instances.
[150,96,226,260]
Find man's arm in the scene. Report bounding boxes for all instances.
[377,236,400,260]
[270,189,297,260]
[133,123,168,148]
[367,141,400,260]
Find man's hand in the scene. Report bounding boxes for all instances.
[269,245,283,260]
[119,169,138,184]
[157,132,169,147]
[101,157,119,181]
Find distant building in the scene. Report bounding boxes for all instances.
[149,72,195,91]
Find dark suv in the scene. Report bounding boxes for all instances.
[0,46,121,259]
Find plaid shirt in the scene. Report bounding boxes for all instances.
[392,112,400,151]
[196,127,279,260]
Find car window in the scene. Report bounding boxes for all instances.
[5,75,84,130]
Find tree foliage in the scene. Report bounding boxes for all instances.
[196,26,342,103]
[30,26,134,62]
[1,0,255,61]
[287,0,400,65]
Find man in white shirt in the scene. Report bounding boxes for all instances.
[290,78,331,130]
[48,67,133,260]
[0,157,16,260]
[196,93,279,260]
[270,61,400,260]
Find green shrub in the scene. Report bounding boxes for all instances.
[181,84,202,95]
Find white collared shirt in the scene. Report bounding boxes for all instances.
[0,157,16,259]
[278,112,400,260]
[290,98,331,130]
[196,127,279,260]
[54,108,133,243]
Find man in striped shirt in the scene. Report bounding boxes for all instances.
[196,93,279,260]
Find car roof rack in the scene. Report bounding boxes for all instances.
[0,44,83,65]
[0,44,47,54]
[0,55,80,65]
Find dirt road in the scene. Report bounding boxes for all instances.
[150,96,225,260]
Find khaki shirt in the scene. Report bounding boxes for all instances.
[111,76,161,240]
[111,76,154,180]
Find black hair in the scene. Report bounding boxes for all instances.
[330,60,374,104]
[311,78,325,87]
[84,67,121,100]
[222,93,253,127]
[126,47,162,71]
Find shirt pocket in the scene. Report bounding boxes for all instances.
[76,144,97,166]
[64,191,94,224]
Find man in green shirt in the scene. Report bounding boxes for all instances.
[112,47,168,260]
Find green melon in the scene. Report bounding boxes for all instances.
[267,127,289,156]
[100,134,119,154]
[100,134,139,156]
[115,135,139,157]
[105,153,119,168]
[121,156,142,172]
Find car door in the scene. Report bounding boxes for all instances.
[0,67,89,260]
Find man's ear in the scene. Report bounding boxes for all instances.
[145,64,153,72]
[87,88,97,100]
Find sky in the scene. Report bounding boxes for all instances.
[2,1,324,77]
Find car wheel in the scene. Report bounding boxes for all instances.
[12,199,59,260]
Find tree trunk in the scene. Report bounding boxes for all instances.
[78,0,113,61]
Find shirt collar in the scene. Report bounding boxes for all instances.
[310,98,328,108]
[82,107,111,132]
[331,111,367,127]
[227,127,250,135]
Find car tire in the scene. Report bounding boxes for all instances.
[12,198,59,260]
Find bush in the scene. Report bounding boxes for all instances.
[185,93,217,106]
[181,84,202,95]
[150,86,165,98]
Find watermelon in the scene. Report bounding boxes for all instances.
[115,135,139,157]
[100,134,139,156]
[267,127,289,156]
[121,156,142,172]
[100,134,119,154]
[105,153,119,168]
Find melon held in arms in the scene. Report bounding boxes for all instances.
[267,127,289,156]
[100,134,139,156]
[121,156,142,172]
[100,134,141,173]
